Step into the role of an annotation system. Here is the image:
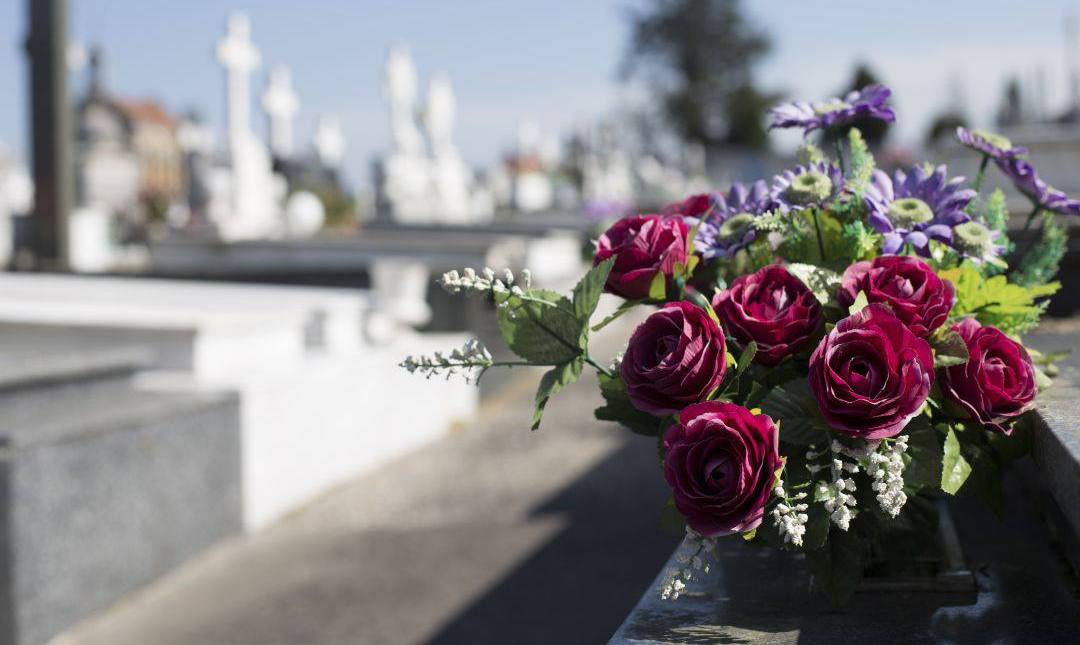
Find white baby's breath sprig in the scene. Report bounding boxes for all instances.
[659,527,717,601]
[808,440,875,531]
[868,435,909,517]
[399,338,494,385]
[770,478,809,547]
[439,266,531,296]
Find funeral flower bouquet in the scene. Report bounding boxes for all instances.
[401,85,1071,605]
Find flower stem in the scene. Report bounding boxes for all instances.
[972,155,990,194]
[811,209,828,263]
[585,355,613,378]
[833,137,847,175]
[1014,205,1044,265]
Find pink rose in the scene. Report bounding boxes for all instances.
[713,264,823,366]
[838,256,954,338]
[663,402,782,537]
[940,318,1037,433]
[809,304,934,439]
[594,214,689,299]
[621,301,726,415]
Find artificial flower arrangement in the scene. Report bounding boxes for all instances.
[401,85,1072,606]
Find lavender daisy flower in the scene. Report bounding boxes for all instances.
[864,165,977,255]
[996,157,1080,216]
[955,127,1027,160]
[689,181,772,259]
[951,221,1008,265]
[770,162,845,214]
[768,84,896,136]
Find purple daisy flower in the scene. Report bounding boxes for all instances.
[996,157,1080,216]
[768,84,896,136]
[689,181,772,259]
[864,165,977,255]
[955,127,1027,160]
[951,221,1008,266]
[770,162,845,214]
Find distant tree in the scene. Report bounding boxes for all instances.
[621,0,774,152]
[827,64,891,147]
[925,111,967,147]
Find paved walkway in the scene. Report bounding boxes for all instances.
[56,324,678,645]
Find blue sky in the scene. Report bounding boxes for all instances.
[1,1,1078,188]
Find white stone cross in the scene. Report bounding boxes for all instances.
[262,65,299,158]
[216,12,261,143]
[314,115,346,168]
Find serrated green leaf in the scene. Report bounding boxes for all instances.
[941,428,972,495]
[572,258,614,326]
[735,341,758,377]
[939,262,1059,336]
[594,371,664,436]
[497,289,583,364]
[759,379,831,445]
[531,357,583,430]
[931,329,969,368]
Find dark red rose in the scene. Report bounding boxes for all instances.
[809,304,934,440]
[712,264,823,366]
[621,301,726,415]
[663,402,782,537]
[940,318,1037,433]
[594,214,689,299]
[838,256,954,338]
[660,193,714,218]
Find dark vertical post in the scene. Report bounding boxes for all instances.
[26,0,71,268]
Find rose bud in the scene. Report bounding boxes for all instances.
[809,304,934,440]
[621,301,726,415]
[663,402,782,537]
[712,264,823,366]
[940,318,1037,433]
[594,214,689,300]
[838,256,955,338]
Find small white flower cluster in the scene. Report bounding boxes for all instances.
[808,440,867,531]
[868,436,909,517]
[609,351,625,373]
[439,266,531,296]
[659,528,717,600]
[770,478,809,546]
[399,338,493,384]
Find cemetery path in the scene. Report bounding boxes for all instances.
[55,316,679,645]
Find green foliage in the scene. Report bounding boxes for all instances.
[901,417,942,492]
[786,263,842,305]
[806,526,865,608]
[839,220,881,262]
[496,290,583,364]
[797,141,826,165]
[777,209,846,269]
[940,427,972,495]
[1013,212,1066,288]
[595,371,665,436]
[938,262,1059,336]
[758,378,831,445]
[532,358,584,430]
[848,290,869,315]
[930,328,969,368]
[845,127,875,197]
[572,258,614,326]
[591,299,645,332]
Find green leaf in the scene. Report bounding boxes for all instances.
[786,263,842,305]
[806,527,865,608]
[735,341,758,378]
[591,299,644,332]
[759,379,831,445]
[1014,211,1067,288]
[531,357,583,430]
[497,289,583,364]
[941,428,972,495]
[901,417,942,491]
[931,329,969,368]
[848,290,869,315]
[939,262,1059,336]
[572,257,614,326]
[594,371,664,436]
[648,271,667,301]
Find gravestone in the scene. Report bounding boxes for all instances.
[261,64,299,159]
[0,339,241,645]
